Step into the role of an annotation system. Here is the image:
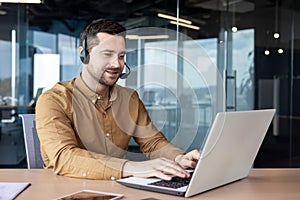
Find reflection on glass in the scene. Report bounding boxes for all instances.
[125,27,223,151]
[0,40,12,106]
[232,29,254,110]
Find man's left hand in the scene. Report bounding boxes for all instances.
[175,149,200,169]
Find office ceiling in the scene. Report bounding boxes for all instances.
[0,0,257,37]
[0,0,299,42]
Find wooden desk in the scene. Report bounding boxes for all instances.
[0,169,299,199]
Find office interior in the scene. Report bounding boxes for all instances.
[0,0,299,169]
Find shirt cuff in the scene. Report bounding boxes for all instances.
[102,157,128,180]
[89,151,128,180]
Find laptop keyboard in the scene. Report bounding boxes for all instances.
[148,172,193,189]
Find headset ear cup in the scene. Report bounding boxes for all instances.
[80,50,89,64]
[80,50,86,63]
[84,52,89,64]
[80,37,89,64]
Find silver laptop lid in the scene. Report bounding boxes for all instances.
[185,109,275,197]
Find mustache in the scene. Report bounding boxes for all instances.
[105,68,120,71]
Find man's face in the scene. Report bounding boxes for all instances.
[86,32,126,87]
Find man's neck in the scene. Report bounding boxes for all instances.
[95,84,110,99]
[81,71,111,103]
[96,82,114,107]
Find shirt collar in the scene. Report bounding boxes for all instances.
[74,73,118,104]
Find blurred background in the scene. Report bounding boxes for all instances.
[0,0,299,168]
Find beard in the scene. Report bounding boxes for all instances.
[98,74,119,86]
[85,64,121,89]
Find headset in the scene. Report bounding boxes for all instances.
[80,18,103,64]
[120,63,131,79]
[79,32,89,64]
[79,19,130,79]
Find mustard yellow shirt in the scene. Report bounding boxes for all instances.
[36,74,185,180]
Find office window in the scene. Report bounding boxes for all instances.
[0,40,12,105]
[232,29,254,111]
[58,34,81,81]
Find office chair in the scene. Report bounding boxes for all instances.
[19,114,43,169]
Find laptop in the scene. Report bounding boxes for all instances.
[117,109,276,197]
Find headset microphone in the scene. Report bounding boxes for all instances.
[119,63,131,79]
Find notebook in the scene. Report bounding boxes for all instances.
[0,182,31,200]
[117,109,275,197]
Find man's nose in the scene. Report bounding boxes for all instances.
[110,57,121,68]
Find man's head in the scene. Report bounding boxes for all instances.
[80,19,126,64]
[79,19,127,90]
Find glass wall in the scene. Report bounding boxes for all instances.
[125,27,222,151]
[0,0,299,167]
[0,4,26,166]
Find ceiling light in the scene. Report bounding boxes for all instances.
[222,0,243,6]
[231,26,238,32]
[278,49,283,54]
[0,10,7,15]
[126,35,169,40]
[0,0,42,3]
[264,50,270,55]
[273,32,280,39]
[169,21,200,30]
[158,13,192,24]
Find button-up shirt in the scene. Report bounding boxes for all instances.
[36,74,185,180]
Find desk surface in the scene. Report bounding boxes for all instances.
[0,168,300,200]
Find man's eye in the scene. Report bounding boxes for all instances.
[119,54,125,59]
[104,53,112,57]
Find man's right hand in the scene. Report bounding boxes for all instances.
[122,158,190,180]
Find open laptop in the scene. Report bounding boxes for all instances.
[117,109,276,197]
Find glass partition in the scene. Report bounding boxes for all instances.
[0,4,26,167]
[0,0,299,167]
[124,27,223,152]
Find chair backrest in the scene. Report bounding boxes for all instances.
[19,114,43,169]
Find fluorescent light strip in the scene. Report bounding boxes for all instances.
[169,21,200,30]
[126,35,169,40]
[11,29,16,106]
[0,0,42,3]
[158,13,192,25]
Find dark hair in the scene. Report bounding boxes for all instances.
[80,19,126,51]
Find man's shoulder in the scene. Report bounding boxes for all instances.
[115,84,138,99]
[39,79,75,100]
[115,84,135,92]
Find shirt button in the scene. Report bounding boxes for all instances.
[110,176,115,181]
[103,111,107,115]
[106,133,110,137]
[82,172,87,177]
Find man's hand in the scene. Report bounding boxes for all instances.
[175,149,200,169]
[122,157,190,181]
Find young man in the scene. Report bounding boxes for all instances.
[36,19,200,180]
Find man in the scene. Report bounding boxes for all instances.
[36,19,200,181]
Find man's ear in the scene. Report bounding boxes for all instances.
[78,46,84,55]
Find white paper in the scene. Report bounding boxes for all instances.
[0,182,30,200]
